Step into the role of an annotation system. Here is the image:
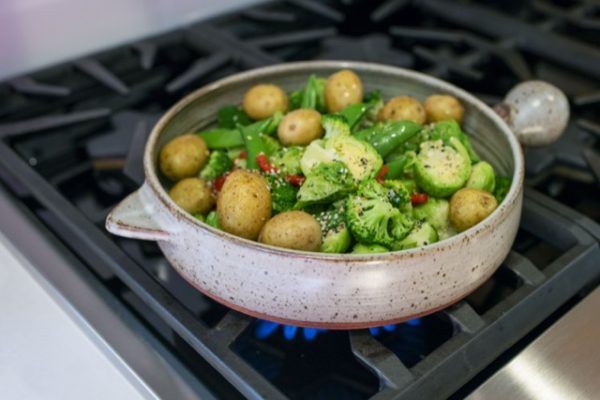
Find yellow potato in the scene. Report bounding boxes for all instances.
[217,170,272,240]
[242,84,288,120]
[378,96,426,124]
[277,109,323,146]
[259,211,322,251]
[449,188,498,232]
[424,94,465,123]
[325,69,363,113]
[159,134,209,181]
[169,178,214,215]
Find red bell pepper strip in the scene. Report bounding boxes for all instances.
[376,165,389,183]
[410,192,428,205]
[285,175,305,186]
[256,154,279,174]
[214,174,229,192]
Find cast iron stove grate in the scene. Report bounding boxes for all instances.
[0,1,599,399]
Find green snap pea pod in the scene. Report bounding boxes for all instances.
[217,105,252,129]
[337,102,371,130]
[241,118,273,170]
[386,151,417,179]
[355,120,422,157]
[198,128,243,149]
[199,112,281,151]
[300,75,326,111]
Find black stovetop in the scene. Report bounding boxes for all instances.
[0,1,599,399]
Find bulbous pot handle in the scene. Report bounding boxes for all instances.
[493,80,569,147]
[105,182,172,241]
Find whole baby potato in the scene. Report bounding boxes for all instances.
[243,84,288,120]
[378,96,426,124]
[160,134,209,181]
[277,109,324,146]
[325,69,363,113]
[217,170,272,240]
[259,211,322,251]
[424,94,465,123]
[169,178,214,215]
[449,188,498,232]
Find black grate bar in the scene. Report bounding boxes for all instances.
[49,161,93,186]
[443,301,485,334]
[419,0,600,80]
[525,190,600,242]
[583,148,600,185]
[211,312,252,345]
[371,0,410,22]
[0,141,287,400]
[242,9,296,23]
[532,0,600,30]
[350,331,415,390]
[0,108,110,137]
[577,119,600,138]
[166,53,230,93]
[284,0,344,22]
[390,27,531,80]
[248,28,337,49]
[503,251,546,286]
[74,58,130,95]
[414,46,483,80]
[132,42,158,70]
[8,77,71,97]
[574,91,600,106]
[521,198,589,250]
[186,23,279,68]
[122,119,151,185]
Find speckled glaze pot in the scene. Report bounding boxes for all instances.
[106,61,568,329]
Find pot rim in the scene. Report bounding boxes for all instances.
[144,60,524,261]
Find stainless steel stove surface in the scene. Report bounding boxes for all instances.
[0,1,599,399]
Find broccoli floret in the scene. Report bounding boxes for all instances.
[494,176,512,203]
[270,146,304,175]
[300,135,382,182]
[391,221,439,251]
[199,150,233,180]
[296,161,355,208]
[316,201,352,253]
[351,243,389,254]
[466,161,496,193]
[322,114,351,139]
[412,197,450,233]
[414,137,471,197]
[382,180,411,209]
[265,175,298,214]
[205,211,220,229]
[345,180,414,246]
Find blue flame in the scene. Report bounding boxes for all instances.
[255,320,279,339]
[254,318,422,341]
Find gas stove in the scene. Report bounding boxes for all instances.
[0,1,599,399]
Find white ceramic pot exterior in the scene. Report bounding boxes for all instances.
[106,61,530,328]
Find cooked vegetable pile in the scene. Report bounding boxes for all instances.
[159,70,511,253]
